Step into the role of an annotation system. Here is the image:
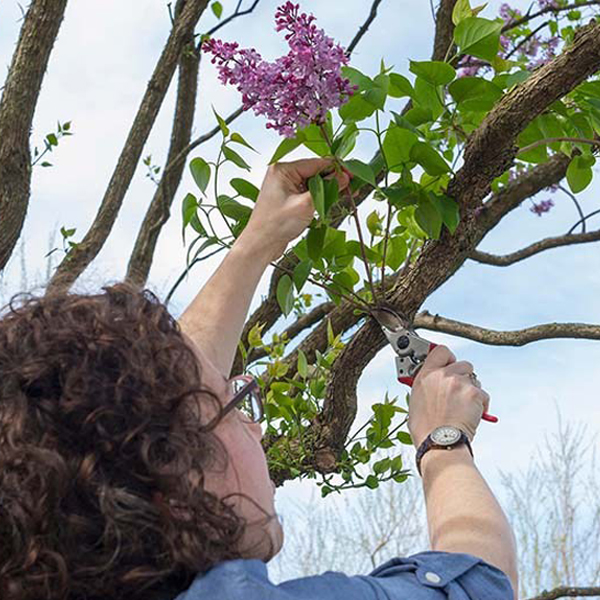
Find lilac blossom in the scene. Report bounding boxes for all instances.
[499,3,522,25]
[530,199,555,216]
[202,2,356,138]
[538,0,559,9]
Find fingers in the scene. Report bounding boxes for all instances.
[445,360,474,376]
[274,157,351,192]
[420,345,456,372]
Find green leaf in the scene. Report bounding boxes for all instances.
[397,431,413,445]
[567,155,595,193]
[367,210,383,236]
[331,123,358,158]
[413,78,444,120]
[438,194,460,234]
[182,193,198,232]
[410,142,451,176]
[307,225,327,261]
[383,124,418,172]
[404,105,433,127]
[269,132,306,164]
[365,475,379,489]
[297,350,308,378]
[230,178,259,202]
[217,195,252,221]
[213,107,230,136]
[363,72,389,110]
[293,260,313,292]
[343,159,376,186]
[300,123,331,157]
[382,186,418,208]
[388,73,414,98]
[452,0,472,25]
[448,77,503,112]
[517,119,547,164]
[47,133,58,146]
[409,61,456,86]
[454,17,502,62]
[373,458,391,474]
[341,66,373,90]
[415,196,443,239]
[190,157,211,195]
[386,236,408,270]
[308,174,326,220]
[339,94,377,122]
[248,322,264,348]
[222,145,251,171]
[323,176,339,216]
[276,275,294,316]
[211,1,222,18]
[230,132,257,152]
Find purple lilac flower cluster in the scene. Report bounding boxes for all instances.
[530,199,555,215]
[202,2,356,137]
[459,0,562,77]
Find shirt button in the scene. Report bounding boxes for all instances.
[425,571,441,584]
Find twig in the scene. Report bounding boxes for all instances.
[202,0,262,41]
[505,20,550,60]
[503,0,600,33]
[567,208,600,235]
[557,184,586,233]
[525,585,600,600]
[518,137,600,156]
[345,0,384,56]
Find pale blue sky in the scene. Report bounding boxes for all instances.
[1,0,599,576]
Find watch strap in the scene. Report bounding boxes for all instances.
[416,428,473,477]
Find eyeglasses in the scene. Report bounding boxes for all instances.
[221,374,264,423]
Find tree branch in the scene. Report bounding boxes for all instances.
[503,1,600,33]
[414,311,600,346]
[346,0,384,56]
[0,0,68,273]
[46,0,211,294]
[125,43,200,288]
[526,586,600,600]
[245,300,335,365]
[469,228,600,266]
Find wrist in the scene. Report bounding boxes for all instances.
[419,444,474,479]
[234,229,283,265]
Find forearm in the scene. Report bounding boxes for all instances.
[177,232,276,377]
[420,446,519,598]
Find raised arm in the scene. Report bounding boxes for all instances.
[177,158,349,378]
[409,346,519,598]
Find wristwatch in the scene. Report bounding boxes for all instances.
[415,425,473,477]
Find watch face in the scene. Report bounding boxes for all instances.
[431,426,461,445]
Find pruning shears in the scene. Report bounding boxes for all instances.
[371,306,498,423]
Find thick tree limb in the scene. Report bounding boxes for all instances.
[526,586,600,600]
[46,0,211,294]
[414,311,600,346]
[125,47,200,288]
[0,0,68,273]
[432,0,459,62]
[469,228,600,266]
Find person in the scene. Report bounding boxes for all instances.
[0,157,518,600]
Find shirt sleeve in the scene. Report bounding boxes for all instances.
[364,551,515,600]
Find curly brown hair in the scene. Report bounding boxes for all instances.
[0,282,250,600]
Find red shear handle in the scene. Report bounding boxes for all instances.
[398,341,498,423]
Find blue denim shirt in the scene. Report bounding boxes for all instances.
[173,551,514,600]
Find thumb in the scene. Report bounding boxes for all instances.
[282,157,334,180]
